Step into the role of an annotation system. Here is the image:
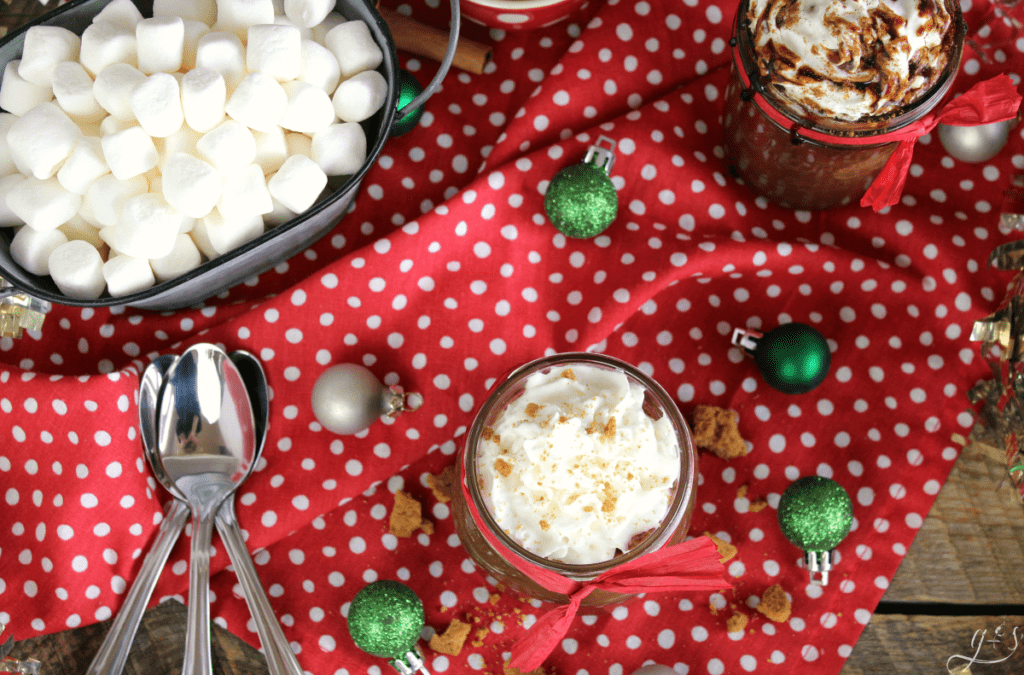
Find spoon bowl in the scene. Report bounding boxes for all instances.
[157,343,257,675]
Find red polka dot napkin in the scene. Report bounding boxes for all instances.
[1,1,1021,674]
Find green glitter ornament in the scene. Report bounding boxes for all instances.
[544,136,618,238]
[777,476,853,585]
[391,70,425,137]
[732,322,831,394]
[347,580,430,674]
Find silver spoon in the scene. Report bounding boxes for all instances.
[157,343,257,675]
[214,350,304,675]
[85,355,188,675]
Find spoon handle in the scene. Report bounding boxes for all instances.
[215,499,304,675]
[85,499,190,675]
[183,507,218,675]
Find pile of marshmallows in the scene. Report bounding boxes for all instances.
[0,0,390,300]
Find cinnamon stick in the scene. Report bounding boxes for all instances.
[379,6,492,75]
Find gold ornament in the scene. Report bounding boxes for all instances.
[0,278,50,339]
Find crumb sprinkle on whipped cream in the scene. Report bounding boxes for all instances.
[746,0,958,121]
[477,363,680,565]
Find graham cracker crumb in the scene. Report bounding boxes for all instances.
[426,465,456,503]
[525,402,541,418]
[600,417,616,443]
[494,458,513,477]
[691,405,747,460]
[482,427,494,441]
[749,499,769,513]
[727,611,749,633]
[429,618,472,656]
[737,485,748,499]
[389,490,432,537]
[504,661,550,675]
[489,593,501,604]
[561,368,577,381]
[540,520,550,531]
[705,532,737,562]
[471,627,489,647]
[756,584,792,623]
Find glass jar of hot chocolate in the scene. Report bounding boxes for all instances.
[450,352,698,607]
[722,0,966,210]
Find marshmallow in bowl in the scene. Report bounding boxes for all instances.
[2,2,384,300]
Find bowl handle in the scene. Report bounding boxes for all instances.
[396,0,461,118]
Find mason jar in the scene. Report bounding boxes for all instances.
[450,352,697,606]
[721,0,966,210]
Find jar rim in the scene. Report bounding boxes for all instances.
[462,352,698,580]
[732,0,967,139]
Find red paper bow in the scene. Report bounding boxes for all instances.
[459,463,731,672]
[860,74,1022,211]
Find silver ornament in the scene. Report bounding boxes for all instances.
[629,665,677,675]
[311,364,422,435]
[937,120,1011,163]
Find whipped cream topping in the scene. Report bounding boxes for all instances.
[476,363,680,565]
[746,0,957,121]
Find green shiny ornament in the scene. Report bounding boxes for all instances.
[545,136,618,238]
[348,580,425,660]
[777,476,853,585]
[733,323,831,394]
[391,70,425,137]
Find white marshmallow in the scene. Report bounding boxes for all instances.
[161,152,222,218]
[150,233,202,282]
[59,215,105,248]
[154,0,217,28]
[264,194,297,227]
[136,17,185,74]
[0,174,26,227]
[79,20,138,76]
[103,254,156,296]
[309,11,345,45]
[202,208,265,254]
[194,31,247,92]
[130,73,184,137]
[99,115,137,136]
[0,61,54,116]
[6,177,82,232]
[48,240,106,300]
[6,102,83,180]
[311,122,365,176]
[181,20,211,71]
[156,125,203,170]
[57,137,110,195]
[52,61,105,121]
[19,26,81,88]
[274,15,313,41]
[10,226,69,276]
[189,218,220,258]
[196,119,257,171]
[178,214,197,234]
[324,20,382,79]
[103,192,181,258]
[246,24,302,82]
[218,163,272,221]
[101,126,159,179]
[94,0,146,30]
[225,72,287,132]
[278,80,335,134]
[85,174,149,227]
[285,131,312,159]
[252,126,288,174]
[0,114,18,177]
[285,0,336,28]
[215,0,276,39]
[332,69,387,123]
[298,39,341,93]
[181,67,226,133]
[267,153,326,213]
[93,63,147,121]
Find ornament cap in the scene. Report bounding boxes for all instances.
[583,135,617,174]
[804,550,835,586]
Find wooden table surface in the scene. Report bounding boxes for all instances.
[3,1,1024,673]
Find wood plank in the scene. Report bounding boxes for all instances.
[842,614,1024,675]
[6,600,271,675]
[882,437,1024,604]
